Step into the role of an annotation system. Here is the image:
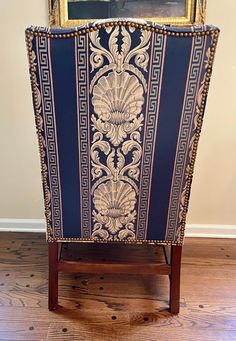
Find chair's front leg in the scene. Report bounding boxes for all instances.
[48,242,58,310]
[169,245,182,314]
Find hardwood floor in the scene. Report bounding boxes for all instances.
[0,232,235,340]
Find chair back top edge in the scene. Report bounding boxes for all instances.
[26,18,220,36]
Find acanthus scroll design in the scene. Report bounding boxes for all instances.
[89,26,151,241]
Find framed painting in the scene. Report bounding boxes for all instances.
[48,0,206,27]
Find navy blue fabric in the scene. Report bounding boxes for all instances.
[147,36,192,241]
[50,38,82,238]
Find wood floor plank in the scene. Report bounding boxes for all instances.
[0,232,235,340]
[0,321,50,341]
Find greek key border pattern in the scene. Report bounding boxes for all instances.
[137,33,165,239]
[77,35,91,238]
[166,35,205,240]
[37,36,62,237]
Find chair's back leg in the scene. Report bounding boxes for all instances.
[169,245,182,314]
[48,242,58,310]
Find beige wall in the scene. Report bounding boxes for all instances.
[188,0,236,224]
[0,1,47,218]
[0,1,235,225]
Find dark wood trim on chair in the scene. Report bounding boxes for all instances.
[48,242,182,313]
[58,260,171,275]
[48,242,59,311]
[169,245,182,314]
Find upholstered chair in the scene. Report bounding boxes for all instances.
[25,19,219,314]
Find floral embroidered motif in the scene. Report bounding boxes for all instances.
[90,26,151,240]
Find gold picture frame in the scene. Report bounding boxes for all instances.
[48,0,207,28]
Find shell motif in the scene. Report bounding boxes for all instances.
[92,71,144,146]
[93,180,136,233]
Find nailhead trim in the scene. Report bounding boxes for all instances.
[26,32,52,238]
[47,237,182,246]
[25,20,219,38]
[177,30,219,243]
[25,24,219,246]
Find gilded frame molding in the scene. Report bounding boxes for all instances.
[48,0,207,27]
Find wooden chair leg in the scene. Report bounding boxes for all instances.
[48,242,58,311]
[169,245,182,314]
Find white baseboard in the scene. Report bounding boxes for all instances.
[0,219,235,239]
[0,219,45,233]
[185,224,236,238]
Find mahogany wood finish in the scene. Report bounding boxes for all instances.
[170,245,182,314]
[48,242,58,311]
[58,261,171,275]
[48,241,182,313]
